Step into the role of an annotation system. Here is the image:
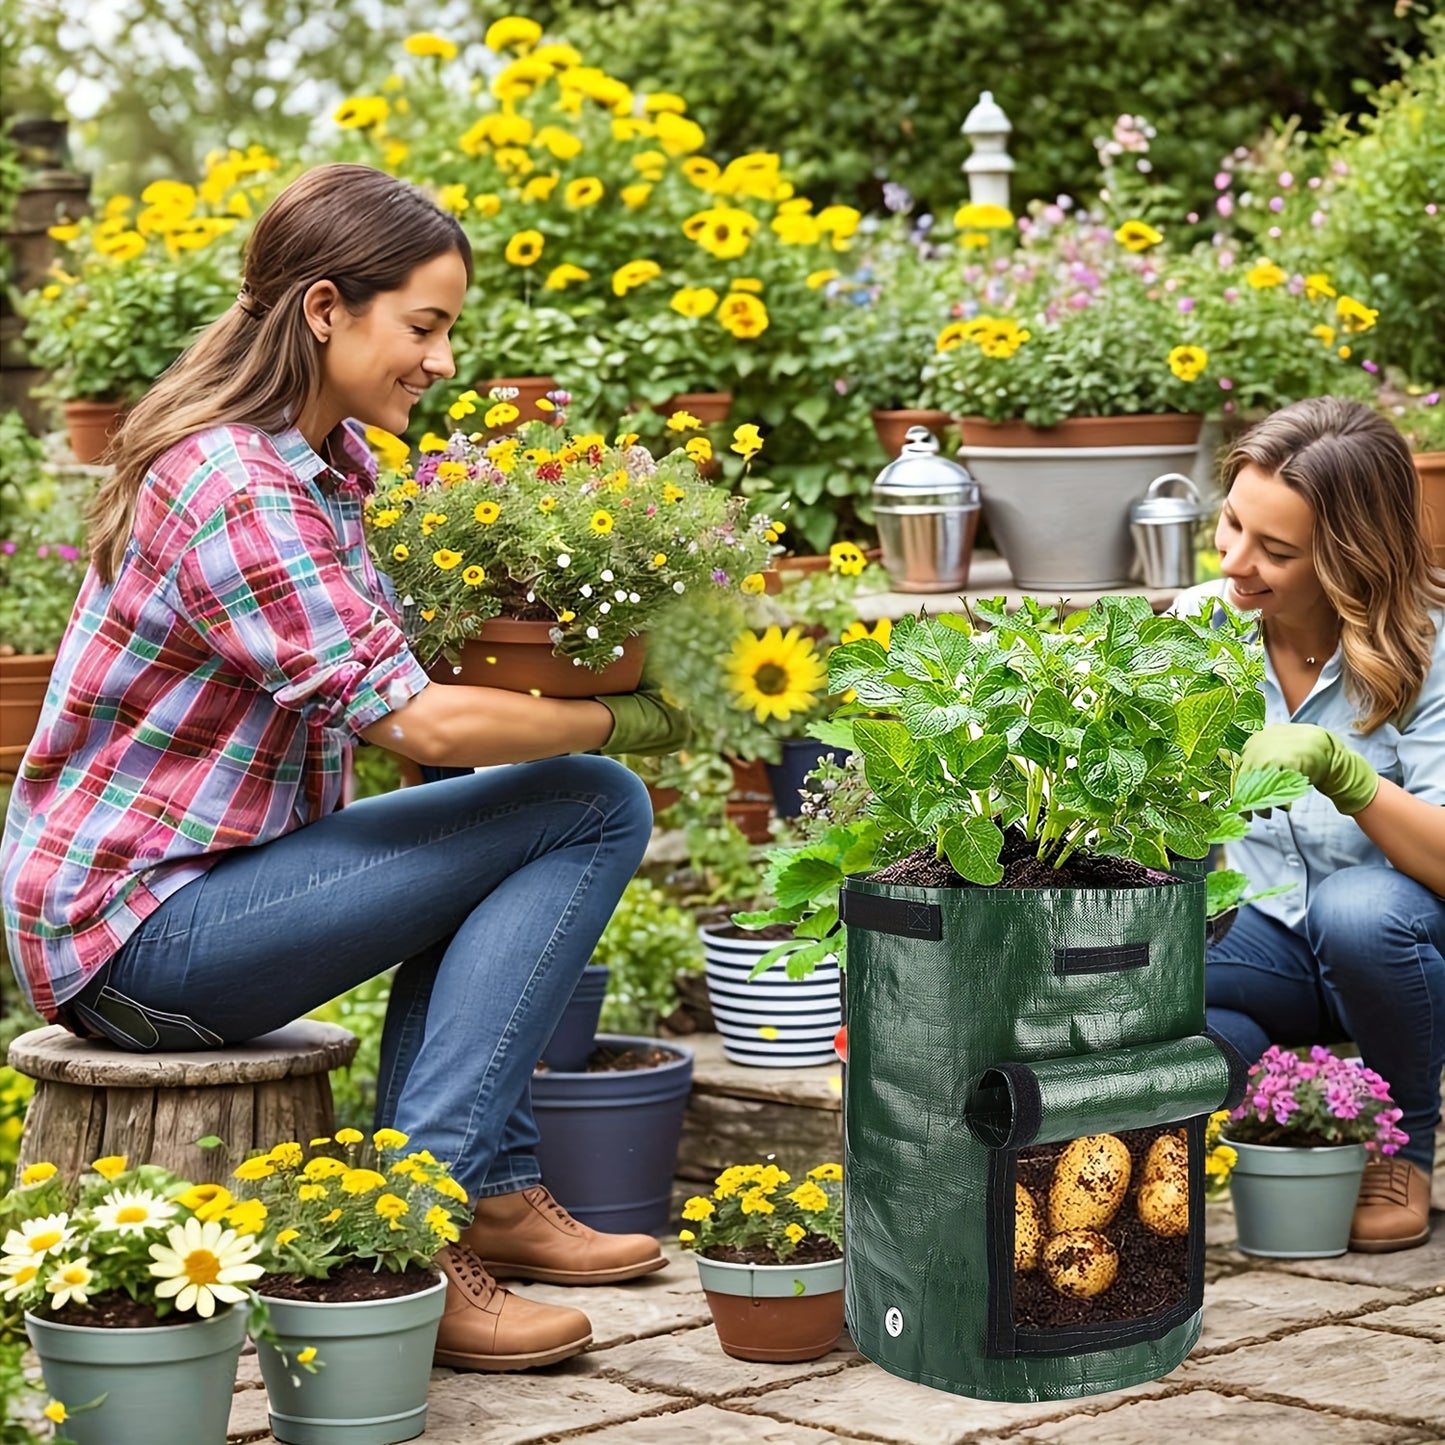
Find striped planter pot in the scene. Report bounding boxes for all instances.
[699,924,841,1068]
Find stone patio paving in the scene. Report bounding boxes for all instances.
[226,1127,1445,1445]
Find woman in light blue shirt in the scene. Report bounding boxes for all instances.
[1174,396,1445,1254]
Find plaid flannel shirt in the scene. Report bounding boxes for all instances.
[2,422,429,1022]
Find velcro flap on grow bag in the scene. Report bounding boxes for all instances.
[967,1033,1245,1151]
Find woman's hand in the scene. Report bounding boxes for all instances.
[1240,723,1380,816]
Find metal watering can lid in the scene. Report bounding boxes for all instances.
[873,427,979,499]
[1130,472,1206,522]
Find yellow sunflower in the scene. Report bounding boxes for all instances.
[504,229,545,267]
[725,626,828,724]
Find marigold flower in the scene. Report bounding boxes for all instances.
[43,1402,66,1425]
[173,1183,234,1221]
[432,548,464,570]
[419,433,449,454]
[784,1223,807,1245]
[267,1142,304,1169]
[91,1155,128,1181]
[392,544,410,562]
[404,32,457,59]
[731,423,764,460]
[620,183,653,209]
[740,573,766,595]
[536,125,583,160]
[233,1157,275,1182]
[564,176,604,208]
[19,1162,57,1186]
[340,1168,389,1195]
[670,285,718,318]
[806,268,840,290]
[953,201,1015,230]
[544,263,590,291]
[613,259,662,296]
[718,292,768,338]
[485,15,542,51]
[1168,345,1208,382]
[333,96,389,130]
[829,541,867,577]
[681,1196,715,1221]
[1336,295,1378,332]
[1246,260,1287,289]
[681,157,720,190]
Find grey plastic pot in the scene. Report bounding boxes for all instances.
[25,1303,246,1445]
[540,963,610,1072]
[1226,1138,1368,1258]
[254,1274,446,1445]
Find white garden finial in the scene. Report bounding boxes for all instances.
[962,90,1015,212]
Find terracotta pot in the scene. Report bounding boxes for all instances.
[479,375,559,425]
[0,651,55,778]
[725,800,773,844]
[63,399,127,464]
[772,547,883,579]
[958,413,1204,449]
[727,756,771,800]
[871,407,953,458]
[1416,452,1445,565]
[646,782,682,815]
[695,1255,845,1362]
[660,390,733,425]
[427,619,644,698]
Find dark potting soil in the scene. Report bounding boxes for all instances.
[46,1291,182,1329]
[256,1263,439,1304]
[702,1238,843,1267]
[1013,1124,1189,1332]
[870,831,1178,891]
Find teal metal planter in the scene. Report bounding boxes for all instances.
[254,1275,446,1445]
[1226,1139,1367,1258]
[25,1303,246,1445]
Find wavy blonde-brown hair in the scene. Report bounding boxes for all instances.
[89,163,472,583]
[1223,396,1445,733]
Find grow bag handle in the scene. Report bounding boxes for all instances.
[965,1031,1249,1150]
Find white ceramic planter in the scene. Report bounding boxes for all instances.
[699,924,840,1067]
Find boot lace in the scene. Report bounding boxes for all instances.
[1356,1157,1416,1207]
[527,1185,587,1233]
[443,1243,501,1301]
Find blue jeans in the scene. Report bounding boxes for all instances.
[1206,865,1445,1173]
[88,756,652,1199]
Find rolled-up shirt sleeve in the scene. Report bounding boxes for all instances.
[171,473,429,735]
[1396,634,1445,807]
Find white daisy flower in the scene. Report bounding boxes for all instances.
[148,1218,264,1318]
[2,1214,75,1263]
[0,1261,40,1302]
[44,1256,95,1310]
[600,569,614,581]
[92,1188,178,1237]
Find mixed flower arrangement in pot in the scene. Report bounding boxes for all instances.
[1,1154,268,1445]
[229,1128,473,1444]
[679,1159,845,1362]
[1220,1046,1410,1259]
[363,393,774,693]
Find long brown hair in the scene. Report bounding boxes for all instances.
[1223,396,1445,732]
[90,163,472,583]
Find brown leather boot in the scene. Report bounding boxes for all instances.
[432,1243,592,1371]
[1348,1158,1432,1253]
[461,1184,667,1285]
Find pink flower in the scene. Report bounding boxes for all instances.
[1223,287,1239,303]
[1214,171,1231,190]
[1216,195,1234,218]
[1278,171,1294,188]
[1308,176,1322,190]
[1219,377,1234,391]
[1310,210,1327,227]
[1269,196,1284,213]
[1186,211,1199,224]
[1177,297,1195,313]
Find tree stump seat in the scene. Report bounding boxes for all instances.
[9,1021,358,1185]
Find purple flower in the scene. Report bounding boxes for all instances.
[882,180,912,214]
[1424,392,1441,407]
[1269,196,1284,213]
[1067,290,1092,310]
[1219,377,1234,391]
[711,568,729,586]
[1,540,15,555]
[1042,204,1065,225]
[1362,360,1379,374]
[57,544,81,562]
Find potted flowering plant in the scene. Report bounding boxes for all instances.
[365,397,773,694]
[22,151,274,460]
[678,1159,844,1362]
[1,1155,266,1445]
[229,1128,471,1445]
[1221,1045,1409,1260]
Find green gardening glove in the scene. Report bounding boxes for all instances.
[1239,723,1380,816]
[597,668,691,757]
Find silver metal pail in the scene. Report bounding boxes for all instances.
[1129,472,1206,590]
[871,427,982,592]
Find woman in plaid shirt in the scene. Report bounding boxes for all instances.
[2,164,686,1371]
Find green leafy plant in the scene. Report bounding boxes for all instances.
[593,876,704,1035]
[231,1129,472,1281]
[366,400,773,671]
[742,595,1311,976]
[678,1158,842,1263]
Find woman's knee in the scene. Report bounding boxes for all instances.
[1305,866,1440,958]
[547,753,653,836]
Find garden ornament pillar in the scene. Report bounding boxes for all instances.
[961,91,1014,213]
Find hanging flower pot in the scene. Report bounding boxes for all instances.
[253,1275,447,1445]
[26,1305,247,1445]
[428,620,645,698]
[62,400,127,465]
[695,1254,845,1362]
[479,375,559,424]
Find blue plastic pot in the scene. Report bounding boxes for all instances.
[540,963,610,1072]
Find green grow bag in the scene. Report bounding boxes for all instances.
[839,870,1246,1403]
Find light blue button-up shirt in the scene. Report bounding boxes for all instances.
[1173,580,1445,934]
